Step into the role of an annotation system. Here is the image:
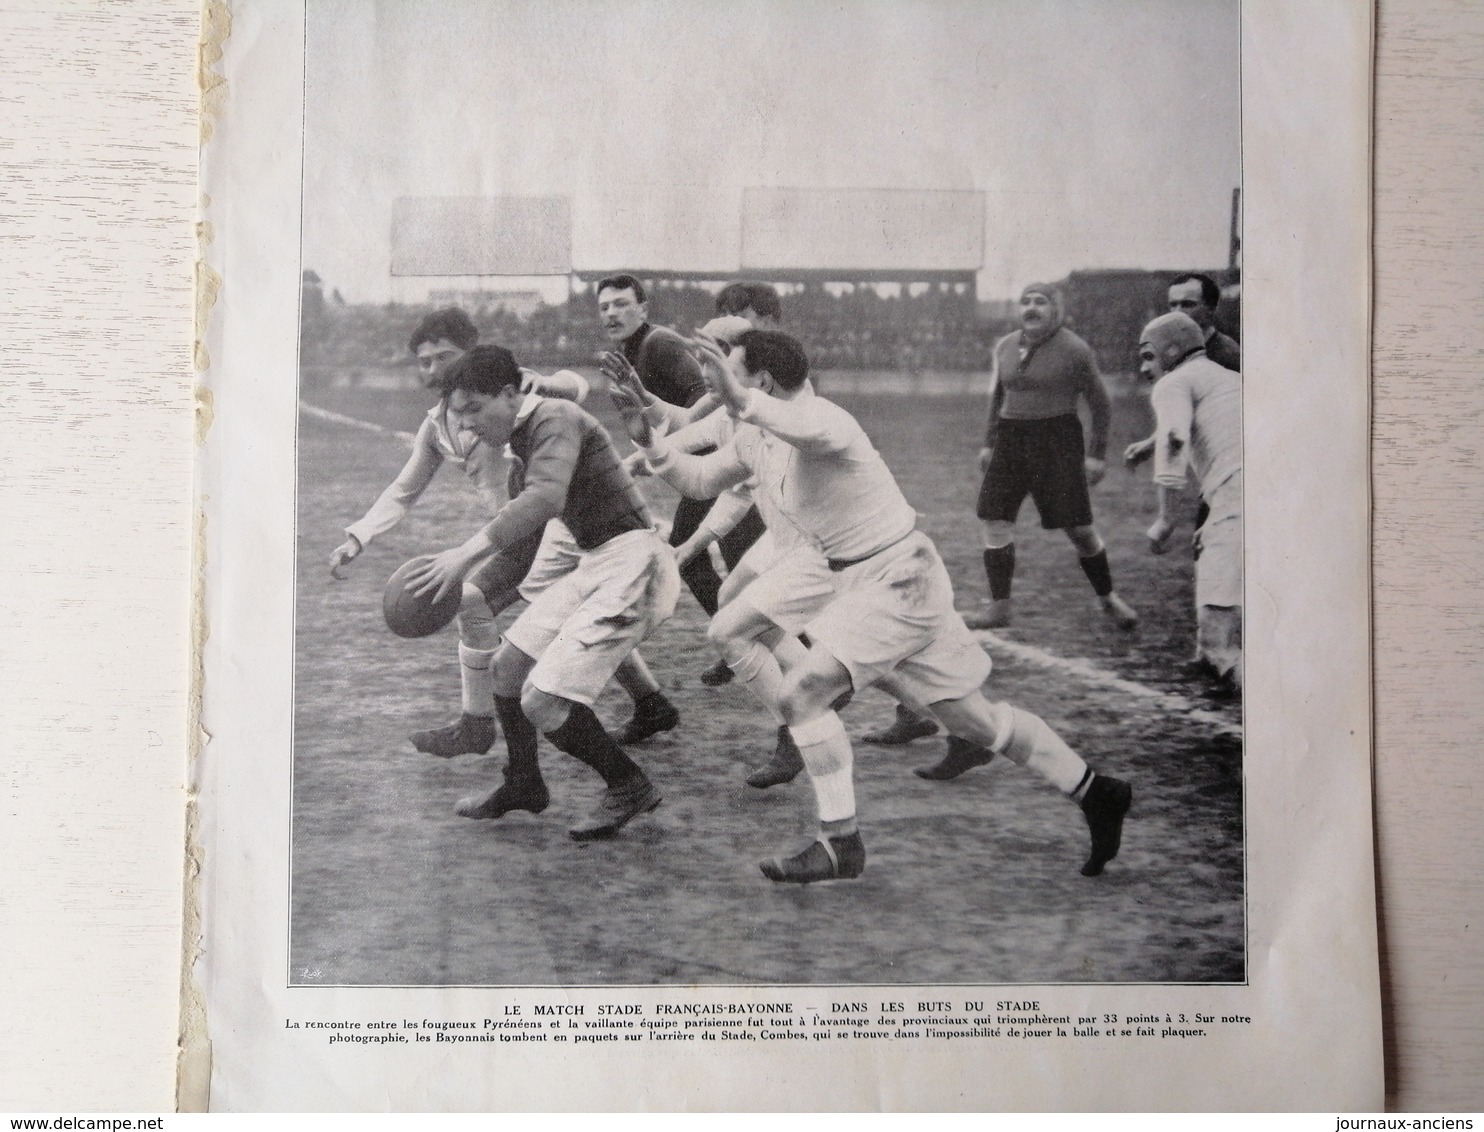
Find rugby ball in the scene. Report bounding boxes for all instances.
[383,558,461,639]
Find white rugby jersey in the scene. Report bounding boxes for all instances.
[646,383,915,564]
[1150,354,1242,498]
[344,369,587,549]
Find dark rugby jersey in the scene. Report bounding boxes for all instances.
[480,398,651,552]
[621,323,707,408]
[985,327,1111,460]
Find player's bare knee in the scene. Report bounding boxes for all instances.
[1066,525,1103,556]
[930,695,998,748]
[707,600,765,652]
[491,641,534,699]
[983,520,1015,549]
[520,684,570,734]
[779,667,844,724]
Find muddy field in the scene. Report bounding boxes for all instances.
[289,380,1243,987]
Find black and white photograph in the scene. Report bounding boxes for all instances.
[287,0,1244,988]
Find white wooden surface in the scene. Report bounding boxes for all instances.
[1373,0,1484,1112]
[0,0,1479,1113]
[0,1,198,1113]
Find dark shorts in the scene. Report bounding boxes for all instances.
[976,414,1094,529]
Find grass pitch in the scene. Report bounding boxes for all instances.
[290,378,1242,986]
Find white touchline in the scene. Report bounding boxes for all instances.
[971,630,1243,739]
[300,400,416,445]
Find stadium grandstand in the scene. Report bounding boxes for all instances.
[299,187,1239,389]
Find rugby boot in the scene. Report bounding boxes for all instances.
[615,692,680,744]
[760,832,866,884]
[1099,592,1140,632]
[963,598,1013,630]
[862,704,940,746]
[745,726,804,789]
[913,735,996,781]
[455,773,550,820]
[1078,774,1133,876]
[568,773,662,841]
[699,659,735,687]
[410,713,497,758]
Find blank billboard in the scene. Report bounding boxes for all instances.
[741,188,984,273]
[390,196,572,276]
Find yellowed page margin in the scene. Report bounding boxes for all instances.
[178,0,232,1113]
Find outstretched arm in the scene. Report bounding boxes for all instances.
[333,417,446,577]
[689,335,856,455]
[601,351,690,435]
[643,429,751,500]
[521,367,589,403]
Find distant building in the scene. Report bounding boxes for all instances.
[423,287,545,319]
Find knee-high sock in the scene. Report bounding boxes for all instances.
[984,545,1016,600]
[987,703,1090,796]
[788,713,855,823]
[1078,548,1115,597]
[494,695,541,782]
[457,583,501,650]
[458,644,497,717]
[546,703,643,789]
[728,641,785,724]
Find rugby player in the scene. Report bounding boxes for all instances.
[406,346,679,839]
[1125,272,1240,469]
[330,311,675,756]
[1136,312,1243,694]
[609,319,993,788]
[967,283,1139,632]
[597,274,766,694]
[619,329,1133,882]
[709,286,944,754]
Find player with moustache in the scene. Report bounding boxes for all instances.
[597,274,767,690]
[404,346,680,840]
[617,328,1134,883]
[967,283,1139,633]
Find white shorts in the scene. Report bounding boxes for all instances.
[517,519,585,603]
[805,531,992,706]
[734,540,837,635]
[506,529,681,706]
[1196,473,1242,609]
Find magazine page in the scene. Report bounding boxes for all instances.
[193,0,1378,1109]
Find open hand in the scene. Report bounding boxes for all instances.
[599,351,653,409]
[329,536,361,580]
[406,546,475,604]
[690,333,748,413]
[607,380,655,447]
[1123,436,1155,469]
